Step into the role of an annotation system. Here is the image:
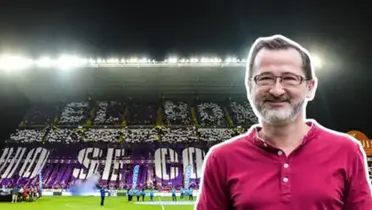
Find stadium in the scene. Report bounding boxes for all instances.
[0,55,371,209]
[0,56,261,209]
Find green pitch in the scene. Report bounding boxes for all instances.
[0,196,196,210]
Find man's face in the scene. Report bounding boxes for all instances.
[248,48,315,125]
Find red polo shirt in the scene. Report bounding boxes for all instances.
[196,121,372,210]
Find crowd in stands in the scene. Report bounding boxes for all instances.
[198,128,235,142]
[94,101,125,125]
[47,128,85,143]
[197,102,227,127]
[10,129,46,143]
[127,102,157,125]
[59,102,90,125]
[85,129,122,142]
[19,99,256,127]
[20,104,59,126]
[8,98,257,144]
[123,129,157,143]
[229,101,258,125]
[163,101,191,125]
[160,127,198,143]
[7,127,237,144]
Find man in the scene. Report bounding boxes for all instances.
[141,188,146,201]
[136,188,141,202]
[11,186,18,203]
[195,35,372,210]
[188,188,193,201]
[21,186,27,202]
[180,187,185,199]
[127,188,133,202]
[30,186,35,201]
[149,188,154,201]
[99,186,108,206]
[171,187,177,201]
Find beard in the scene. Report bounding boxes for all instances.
[252,94,305,126]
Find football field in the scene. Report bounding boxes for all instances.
[0,196,196,210]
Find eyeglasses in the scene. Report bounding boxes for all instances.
[251,73,308,86]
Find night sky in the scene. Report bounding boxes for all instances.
[0,0,371,146]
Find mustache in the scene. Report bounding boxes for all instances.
[262,94,291,102]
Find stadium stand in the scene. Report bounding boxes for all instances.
[2,97,372,193]
[1,98,257,191]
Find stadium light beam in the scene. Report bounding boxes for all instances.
[311,54,323,70]
[35,57,54,68]
[0,54,246,72]
[56,55,87,70]
[0,55,33,71]
[225,57,238,63]
[88,58,96,64]
[167,57,178,64]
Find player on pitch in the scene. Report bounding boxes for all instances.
[99,186,108,206]
[149,188,154,201]
[171,187,177,201]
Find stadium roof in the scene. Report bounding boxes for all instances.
[4,64,248,102]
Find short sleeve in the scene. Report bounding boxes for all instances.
[344,143,372,209]
[195,148,230,210]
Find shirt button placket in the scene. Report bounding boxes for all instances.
[278,150,291,202]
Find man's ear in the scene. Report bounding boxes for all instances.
[305,79,317,100]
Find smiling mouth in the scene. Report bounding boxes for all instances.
[265,100,288,103]
[265,101,289,106]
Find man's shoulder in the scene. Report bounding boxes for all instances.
[316,122,361,151]
[208,130,255,156]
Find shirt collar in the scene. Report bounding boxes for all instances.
[247,120,320,150]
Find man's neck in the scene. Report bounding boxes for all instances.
[259,117,310,152]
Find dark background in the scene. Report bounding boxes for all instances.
[0,0,371,148]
